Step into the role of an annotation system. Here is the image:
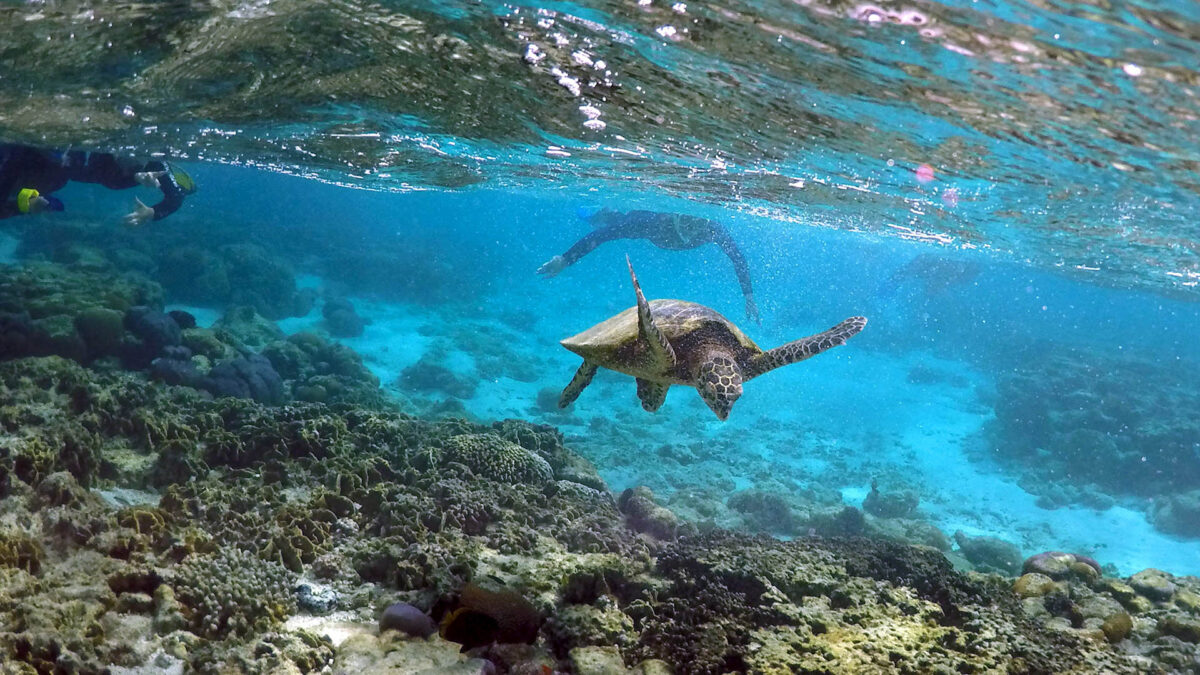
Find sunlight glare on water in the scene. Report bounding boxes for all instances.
[0,0,1197,293]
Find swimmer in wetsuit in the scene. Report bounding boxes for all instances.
[537,208,760,323]
[0,143,196,225]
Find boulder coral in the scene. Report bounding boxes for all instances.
[439,434,553,484]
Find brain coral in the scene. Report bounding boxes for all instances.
[172,548,296,639]
[441,434,553,484]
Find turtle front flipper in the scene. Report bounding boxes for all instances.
[627,256,677,368]
[560,361,598,407]
[636,378,670,412]
[747,316,866,379]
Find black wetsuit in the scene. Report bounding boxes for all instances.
[561,209,757,317]
[0,144,185,221]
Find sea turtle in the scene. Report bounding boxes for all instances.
[558,257,866,420]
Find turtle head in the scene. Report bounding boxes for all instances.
[697,353,743,421]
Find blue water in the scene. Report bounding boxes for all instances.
[3,0,1200,579]
[97,161,1191,577]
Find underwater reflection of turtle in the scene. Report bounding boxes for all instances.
[558,257,866,420]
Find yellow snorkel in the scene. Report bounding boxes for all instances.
[167,165,197,195]
[16,188,39,214]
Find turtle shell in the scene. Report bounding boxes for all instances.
[561,299,762,383]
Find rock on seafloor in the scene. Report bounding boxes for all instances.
[379,602,437,638]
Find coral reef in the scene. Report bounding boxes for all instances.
[0,263,387,411]
[0,263,162,364]
[1150,490,1200,539]
[322,296,367,338]
[0,354,1196,673]
[19,220,314,320]
[261,331,384,406]
[213,305,285,349]
[984,345,1200,516]
[400,354,478,400]
[1014,551,1200,667]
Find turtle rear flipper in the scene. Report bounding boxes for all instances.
[560,361,598,407]
[747,316,866,379]
[627,256,677,368]
[636,378,669,412]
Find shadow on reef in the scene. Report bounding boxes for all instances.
[0,356,1198,673]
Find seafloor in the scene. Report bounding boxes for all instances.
[0,212,1199,674]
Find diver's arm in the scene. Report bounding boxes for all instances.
[68,153,184,222]
[539,220,644,276]
[145,171,185,221]
[560,220,646,265]
[712,228,760,323]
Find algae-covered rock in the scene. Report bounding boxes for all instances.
[631,660,673,675]
[74,307,126,358]
[33,313,87,362]
[180,327,235,361]
[569,645,626,675]
[1013,573,1056,598]
[213,306,284,349]
[1158,613,1200,644]
[547,600,637,653]
[618,486,678,540]
[334,632,489,673]
[1129,568,1176,601]
[1101,612,1133,643]
[1022,550,1101,581]
[0,262,162,320]
[0,529,44,574]
[953,530,1022,575]
[862,479,919,519]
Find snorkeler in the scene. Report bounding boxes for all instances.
[0,143,196,225]
[537,208,761,323]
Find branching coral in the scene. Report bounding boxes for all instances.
[172,548,296,639]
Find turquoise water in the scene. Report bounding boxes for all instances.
[2,0,1199,582]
